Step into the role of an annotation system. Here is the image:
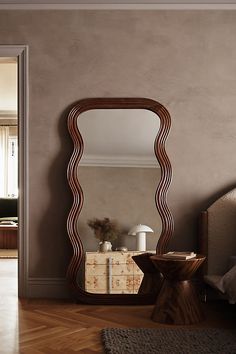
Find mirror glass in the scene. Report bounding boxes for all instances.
[76,109,161,294]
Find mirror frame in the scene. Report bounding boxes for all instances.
[67,97,174,304]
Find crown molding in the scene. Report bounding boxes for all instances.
[0,57,17,63]
[80,154,160,168]
[0,110,17,117]
[0,3,236,10]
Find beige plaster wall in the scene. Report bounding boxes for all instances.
[0,10,235,278]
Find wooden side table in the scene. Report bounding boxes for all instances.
[150,254,206,325]
[132,253,163,295]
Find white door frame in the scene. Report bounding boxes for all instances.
[0,45,29,297]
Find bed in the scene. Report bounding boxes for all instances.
[199,188,236,304]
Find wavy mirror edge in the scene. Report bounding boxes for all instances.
[66,97,174,305]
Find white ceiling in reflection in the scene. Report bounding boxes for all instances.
[78,109,160,168]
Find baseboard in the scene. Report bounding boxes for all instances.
[27,277,72,299]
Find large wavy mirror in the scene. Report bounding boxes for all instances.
[67,98,173,305]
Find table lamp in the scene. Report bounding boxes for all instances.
[128,224,154,251]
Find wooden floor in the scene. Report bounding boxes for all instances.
[0,259,235,354]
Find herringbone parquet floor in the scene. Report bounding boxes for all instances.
[0,259,235,354]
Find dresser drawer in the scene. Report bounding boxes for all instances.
[85,274,143,294]
[85,251,150,294]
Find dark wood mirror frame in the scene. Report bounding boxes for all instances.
[66,97,174,304]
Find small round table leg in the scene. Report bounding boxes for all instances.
[152,279,205,325]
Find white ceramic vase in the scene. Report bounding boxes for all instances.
[99,241,112,252]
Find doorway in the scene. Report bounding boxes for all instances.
[0,57,18,259]
[0,45,28,298]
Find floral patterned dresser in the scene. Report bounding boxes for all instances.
[85,251,147,294]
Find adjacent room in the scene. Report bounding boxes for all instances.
[0,58,18,255]
[0,2,235,354]
[0,58,18,280]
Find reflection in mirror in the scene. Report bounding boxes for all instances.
[76,109,161,294]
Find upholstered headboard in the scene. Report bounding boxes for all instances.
[199,188,236,276]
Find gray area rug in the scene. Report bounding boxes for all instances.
[101,328,236,354]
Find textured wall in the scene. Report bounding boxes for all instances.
[0,10,235,278]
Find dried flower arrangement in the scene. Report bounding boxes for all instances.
[87,217,120,242]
